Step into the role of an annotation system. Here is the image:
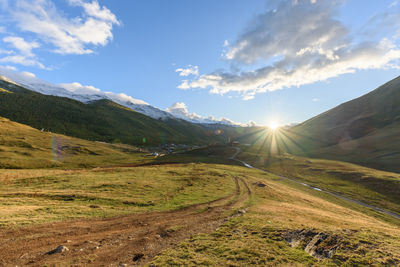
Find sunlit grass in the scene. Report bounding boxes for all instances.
[151,164,400,266]
[0,116,148,169]
[0,164,236,226]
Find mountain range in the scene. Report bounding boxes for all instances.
[0,75,253,146]
[0,67,242,126]
[1,66,400,173]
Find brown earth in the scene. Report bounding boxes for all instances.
[0,176,251,266]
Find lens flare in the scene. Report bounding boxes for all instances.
[268,122,279,130]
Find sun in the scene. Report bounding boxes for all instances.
[268,121,279,130]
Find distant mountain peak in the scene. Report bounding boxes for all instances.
[0,67,243,126]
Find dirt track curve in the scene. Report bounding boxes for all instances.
[0,175,251,266]
[231,147,400,221]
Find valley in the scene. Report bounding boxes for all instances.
[0,62,400,266]
[1,138,400,265]
[1,1,400,265]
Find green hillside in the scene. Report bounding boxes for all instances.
[0,79,238,146]
[282,75,400,172]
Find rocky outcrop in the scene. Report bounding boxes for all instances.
[284,229,341,259]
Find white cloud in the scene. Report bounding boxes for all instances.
[178,0,400,99]
[312,98,319,102]
[166,102,246,126]
[0,66,39,85]
[1,35,46,69]
[0,55,46,69]
[3,36,39,57]
[20,71,36,78]
[3,0,120,55]
[166,102,202,121]
[59,82,101,94]
[0,49,13,55]
[68,0,119,24]
[59,82,148,105]
[3,65,17,71]
[177,80,190,90]
[175,65,199,77]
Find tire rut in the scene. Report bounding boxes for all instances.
[0,176,252,266]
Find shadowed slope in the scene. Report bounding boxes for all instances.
[284,75,400,172]
[0,79,239,146]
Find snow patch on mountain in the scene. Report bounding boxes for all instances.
[166,102,242,126]
[0,67,243,125]
[0,67,176,120]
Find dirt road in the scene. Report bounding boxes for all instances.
[0,175,251,266]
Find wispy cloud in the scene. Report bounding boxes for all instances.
[0,55,46,69]
[1,0,120,56]
[389,1,399,8]
[0,35,46,68]
[178,0,400,100]
[3,36,39,57]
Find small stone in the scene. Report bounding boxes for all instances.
[47,245,69,255]
[255,181,267,187]
[237,209,246,214]
[132,253,144,262]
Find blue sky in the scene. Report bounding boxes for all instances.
[0,0,399,126]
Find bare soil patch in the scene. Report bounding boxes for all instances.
[0,177,251,266]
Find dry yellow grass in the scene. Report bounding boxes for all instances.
[0,117,147,169]
[0,87,12,93]
[0,163,236,226]
[152,165,400,266]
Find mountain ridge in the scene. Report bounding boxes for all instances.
[286,75,400,172]
[0,79,241,146]
[0,68,241,126]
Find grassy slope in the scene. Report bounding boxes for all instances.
[1,139,400,265]
[313,120,400,172]
[284,75,400,173]
[0,79,237,146]
[0,163,236,226]
[150,164,400,266]
[0,116,148,169]
[1,160,400,265]
[238,144,400,215]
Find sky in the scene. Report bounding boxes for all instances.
[0,0,399,126]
